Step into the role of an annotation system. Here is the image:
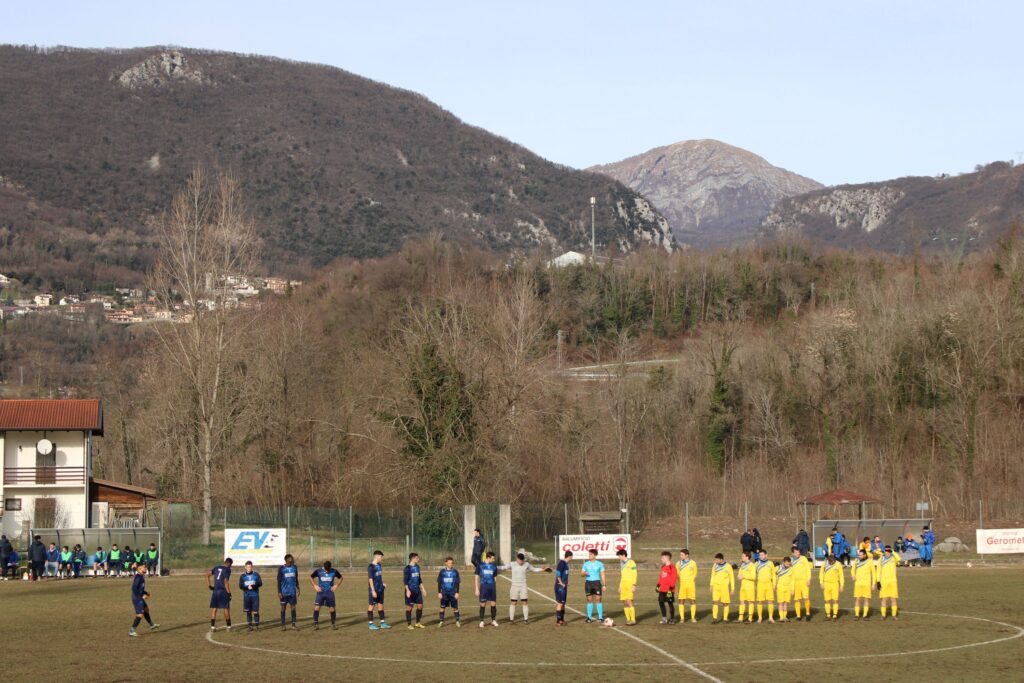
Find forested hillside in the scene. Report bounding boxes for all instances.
[0,45,672,290]
[4,229,1022,525]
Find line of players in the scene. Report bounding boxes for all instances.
[126,543,903,636]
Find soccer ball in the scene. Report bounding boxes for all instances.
[966,562,972,568]
[602,617,615,627]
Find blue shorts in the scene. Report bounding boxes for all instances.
[440,593,459,609]
[243,595,260,612]
[554,586,567,604]
[405,588,424,606]
[210,589,231,609]
[280,594,297,606]
[479,584,497,603]
[315,591,336,608]
[368,588,385,605]
[132,599,147,614]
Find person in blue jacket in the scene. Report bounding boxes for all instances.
[920,526,936,567]
[72,545,86,578]
[239,561,263,631]
[3,549,19,580]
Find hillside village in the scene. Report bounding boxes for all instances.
[0,272,302,324]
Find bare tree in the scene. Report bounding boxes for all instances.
[150,167,259,545]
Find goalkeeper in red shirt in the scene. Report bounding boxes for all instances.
[656,551,679,624]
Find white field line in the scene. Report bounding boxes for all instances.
[689,610,1024,667]
[500,576,723,683]
[204,631,675,667]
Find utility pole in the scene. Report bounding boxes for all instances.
[556,329,564,370]
[590,196,596,260]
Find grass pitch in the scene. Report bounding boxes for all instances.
[5,565,1020,682]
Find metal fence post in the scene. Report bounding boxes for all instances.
[349,506,354,568]
[685,502,690,550]
[979,500,983,530]
[411,506,415,549]
[564,503,569,535]
[744,501,748,531]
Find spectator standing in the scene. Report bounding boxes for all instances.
[921,526,936,567]
[29,535,47,581]
[740,529,755,555]
[0,535,11,576]
[752,528,764,554]
[792,529,811,555]
[471,529,485,569]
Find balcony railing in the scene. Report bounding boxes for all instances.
[3,467,86,485]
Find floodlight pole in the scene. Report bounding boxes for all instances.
[590,196,596,260]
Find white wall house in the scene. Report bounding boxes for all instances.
[0,400,103,538]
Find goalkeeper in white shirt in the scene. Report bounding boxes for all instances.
[498,552,550,623]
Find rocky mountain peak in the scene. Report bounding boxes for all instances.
[591,139,822,247]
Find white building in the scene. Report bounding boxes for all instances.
[33,294,53,307]
[0,399,103,537]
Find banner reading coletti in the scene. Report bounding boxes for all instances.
[224,528,287,565]
[975,528,1024,554]
[557,534,632,560]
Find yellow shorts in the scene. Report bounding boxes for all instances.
[677,583,696,601]
[822,585,839,602]
[879,583,898,599]
[740,584,756,602]
[619,587,635,602]
[854,585,872,599]
[712,586,731,604]
[756,586,774,602]
[776,588,792,604]
[793,584,809,601]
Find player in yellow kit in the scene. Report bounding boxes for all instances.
[616,548,638,625]
[709,553,734,623]
[775,556,795,622]
[675,549,698,623]
[878,544,901,620]
[790,545,812,621]
[850,548,877,619]
[754,550,776,623]
[737,551,756,623]
[819,553,845,620]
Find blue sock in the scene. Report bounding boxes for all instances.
[587,603,594,619]
[597,603,604,620]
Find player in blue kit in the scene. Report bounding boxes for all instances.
[310,560,343,630]
[239,561,263,631]
[367,550,390,630]
[475,550,500,628]
[437,556,461,627]
[404,552,426,629]
[207,558,234,632]
[554,550,573,626]
[581,549,606,623]
[128,564,158,637]
[277,554,300,631]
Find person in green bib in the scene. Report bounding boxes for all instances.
[133,548,145,570]
[59,546,73,579]
[108,544,123,577]
[145,543,159,576]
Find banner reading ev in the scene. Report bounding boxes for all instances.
[224,528,287,565]
[557,533,632,560]
[976,528,1024,554]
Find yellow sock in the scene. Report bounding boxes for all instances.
[757,604,763,620]
[712,604,719,620]
[768,603,774,620]
[628,607,636,622]
[781,606,788,620]
[723,605,729,622]
[738,604,745,620]
[892,605,898,617]
[690,604,696,621]
[881,605,887,617]
[863,605,869,618]
[804,599,811,615]
[854,605,860,617]
[794,602,802,618]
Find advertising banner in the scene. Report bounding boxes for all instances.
[224,528,287,565]
[976,528,1024,554]
[557,533,632,560]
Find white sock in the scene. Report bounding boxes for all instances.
[523,605,529,620]
[509,605,516,621]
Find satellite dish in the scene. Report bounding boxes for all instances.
[36,438,53,456]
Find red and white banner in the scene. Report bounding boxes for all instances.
[976,528,1024,554]
[557,534,632,560]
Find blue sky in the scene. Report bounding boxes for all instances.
[3,1,1021,185]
